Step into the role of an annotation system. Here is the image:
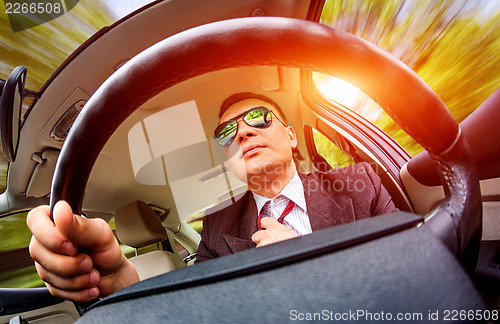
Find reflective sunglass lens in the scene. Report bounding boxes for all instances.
[216,121,237,146]
[214,107,273,146]
[243,108,265,127]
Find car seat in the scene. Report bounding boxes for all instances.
[114,200,186,280]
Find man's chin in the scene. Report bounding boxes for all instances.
[245,160,291,177]
[243,158,270,175]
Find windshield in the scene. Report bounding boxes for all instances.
[0,0,156,193]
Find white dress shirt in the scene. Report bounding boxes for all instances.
[252,172,312,236]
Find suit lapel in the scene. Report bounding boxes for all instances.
[300,173,355,230]
[222,192,258,254]
[222,234,256,254]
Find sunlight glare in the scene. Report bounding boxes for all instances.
[316,76,362,107]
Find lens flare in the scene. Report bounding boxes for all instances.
[315,75,361,107]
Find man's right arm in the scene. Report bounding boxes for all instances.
[27,201,140,303]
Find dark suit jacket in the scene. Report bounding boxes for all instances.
[196,162,397,262]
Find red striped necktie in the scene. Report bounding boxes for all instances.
[257,200,295,230]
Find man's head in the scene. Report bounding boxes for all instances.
[215,92,297,195]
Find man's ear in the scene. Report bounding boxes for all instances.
[287,126,298,150]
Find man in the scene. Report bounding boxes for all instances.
[196,92,397,261]
[27,92,396,303]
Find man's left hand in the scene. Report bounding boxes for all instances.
[251,217,297,247]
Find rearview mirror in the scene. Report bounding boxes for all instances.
[0,66,27,162]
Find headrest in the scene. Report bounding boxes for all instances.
[115,200,168,248]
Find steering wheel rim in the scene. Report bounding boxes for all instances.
[49,17,481,262]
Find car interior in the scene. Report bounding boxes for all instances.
[0,0,499,322]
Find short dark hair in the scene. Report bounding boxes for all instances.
[219,92,287,124]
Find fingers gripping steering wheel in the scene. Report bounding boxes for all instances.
[49,17,481,271]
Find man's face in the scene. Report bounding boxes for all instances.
[219,98,297,183]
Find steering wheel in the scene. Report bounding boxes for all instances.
[49,17,481,271]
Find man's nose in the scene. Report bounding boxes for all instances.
[236,120,257,143]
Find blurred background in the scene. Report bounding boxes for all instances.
[314,0,500,160]
[0,0,499,288]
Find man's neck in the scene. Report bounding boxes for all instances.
[248,164,297,198]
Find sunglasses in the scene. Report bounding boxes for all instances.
[214,107,285,147]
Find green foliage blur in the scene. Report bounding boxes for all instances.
[0,0,116,193]
[0,212,45,288]
[0,0,115,90]
[313,130,356,169]
[0,0,115,288]
[314,0,500,159]
[0,212,30,252]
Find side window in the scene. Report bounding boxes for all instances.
[314,0,500,157]
[306,126,355,171]
[312,74,423,157]
[0,213,44,288]
[0,160,6,194]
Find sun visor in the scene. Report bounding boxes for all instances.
[26,150,60,198]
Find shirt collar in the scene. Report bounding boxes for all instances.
[252,172,306,215]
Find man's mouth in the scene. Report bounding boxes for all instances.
[242,144,264,158]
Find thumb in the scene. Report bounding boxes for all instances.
[52,200,78,239]
[53,200,113,251]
